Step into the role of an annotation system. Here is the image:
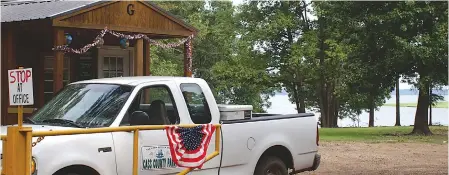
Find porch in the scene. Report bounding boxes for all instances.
[1,0,198,125]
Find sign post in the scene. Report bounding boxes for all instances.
[5,67,34,175]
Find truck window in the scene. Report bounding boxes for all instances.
[180,83,212,124]
[31,83,133,128]
[121,85,180,125]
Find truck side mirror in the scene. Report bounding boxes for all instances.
[130,111,150,126]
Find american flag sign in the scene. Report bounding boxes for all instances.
[165,124,217,169]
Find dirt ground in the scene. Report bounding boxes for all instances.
[301,142,448,175]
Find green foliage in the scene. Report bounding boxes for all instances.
[211,46,277,112]
[152,1,276,112]
[150,46,184,77]
[394,1,448,89]
[148,2,446,128]
[388,1,448,134]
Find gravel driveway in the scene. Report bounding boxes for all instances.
[301,142,448,175]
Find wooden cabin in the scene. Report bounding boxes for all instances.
[0,0,198,125]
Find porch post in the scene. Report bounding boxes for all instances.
[0,29,2,126]
[2,26,17,125]
[143,41,151,103]
[144,41,151,76]
[53,28,64,93]
[135,39,144,76]
[183,39,192,77]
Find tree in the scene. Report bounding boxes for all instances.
[395,1,448,135]
[237,1,308,113]
[155,1,277,111]
[311,2,369,127]
[152,1,447,131]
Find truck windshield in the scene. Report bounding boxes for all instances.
[31,83,133,128]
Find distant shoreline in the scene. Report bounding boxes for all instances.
[384,101,448,108]
[275,89,449,96]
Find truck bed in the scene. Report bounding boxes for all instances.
[208,112,318,174]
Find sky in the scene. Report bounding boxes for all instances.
[232,0,243,6]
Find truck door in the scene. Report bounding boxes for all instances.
[112,83,188,175]
[178,83,220,174]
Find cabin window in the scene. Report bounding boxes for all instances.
[122,85,180,125]
[102,56,124,78]
[43,56,70,103]
[180,83,212,124]
[97,47,131,79]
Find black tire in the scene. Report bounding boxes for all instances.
[54,166,99,175]
[54,171,96,175]
[254,156,288,175]
[54,172,81,175]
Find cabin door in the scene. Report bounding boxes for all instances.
[97,46,133,78]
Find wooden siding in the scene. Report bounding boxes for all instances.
[52,1,194,37]
[1,24,48,125]
[1,1,195,125]
[1,25,17,125]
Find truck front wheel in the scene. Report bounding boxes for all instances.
[254,156,288,175]
[54,165,99,175]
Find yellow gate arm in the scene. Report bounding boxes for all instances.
[0,124,221,175]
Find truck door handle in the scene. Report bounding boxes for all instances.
[98,147,112,153]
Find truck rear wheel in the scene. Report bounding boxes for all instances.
[254,156,288,175]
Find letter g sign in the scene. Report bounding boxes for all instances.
[127,4,134,16]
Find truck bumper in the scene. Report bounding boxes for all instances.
[290,153,321,174]
[311,153,321,171]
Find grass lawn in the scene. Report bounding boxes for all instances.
[384,101,448,108]
[319,126,448,144]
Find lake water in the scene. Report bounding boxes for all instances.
[266,94,449,127]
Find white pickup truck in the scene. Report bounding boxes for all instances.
[0,76,320,175]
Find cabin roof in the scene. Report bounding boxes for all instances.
[0,0,198,33]
[1,0,101,22]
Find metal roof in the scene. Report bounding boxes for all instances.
[0,0,198,32]
[1,0,101,22]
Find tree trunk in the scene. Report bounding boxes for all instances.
[328,83,338,128]
[333,98,339,127]
[369,106,375,127]
[326,85,333,128]
[411,80,432,135]
[317,85,325,127]
[299,99,306,113]
[429,104,432,126]
[317,81,326,127]
[317,17,328,127]
[292,83,301,114]
[395,78,401,126]
[298,81,306,113]
[327,96,332,128]
[429,84,432,126]
[368,95,375,127]
[286,28,305,114]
